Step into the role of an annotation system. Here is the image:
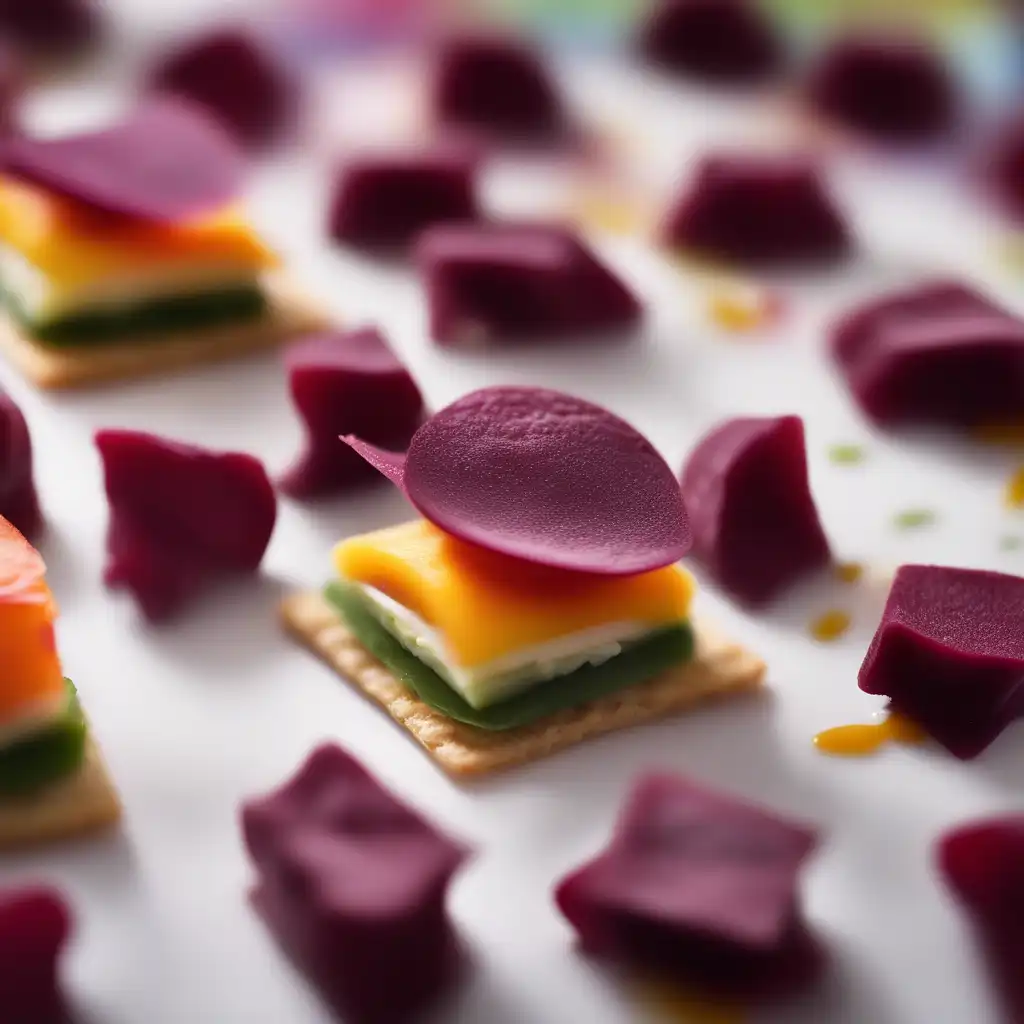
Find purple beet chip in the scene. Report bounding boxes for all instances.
[637,0,785,85]
[981,111,1024,224]
[0,99,245,222]
[0,0,101,59]
[328,147,480,252]
[939,817,1024,1023]
[96,429,277,622]
[859,565,1024,760]
[0,886,72,1024]
[555,774,823,1001]
[805,34,958,146]
[345,385,691,576]
[279,328,424,499]
[660,154,851,267]
[416,222,642,344]
[0,388,42,541]
[830,280,1024,428]
[242,743,469,1024]
[148,28,299,151]
[681,415,830,607]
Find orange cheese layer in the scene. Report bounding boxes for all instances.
[0,518,65,722]
[334,519,695,667]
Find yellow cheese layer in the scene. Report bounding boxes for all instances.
[334,519,695,667]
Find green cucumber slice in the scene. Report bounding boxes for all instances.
[324,582,694,732]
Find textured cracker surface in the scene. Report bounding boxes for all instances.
[281,591,766,776]
[0,741,121,849]
[0,274,328,389]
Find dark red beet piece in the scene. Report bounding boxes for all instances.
[637,0,785,85]
[328,147,480,252]
[0,388,42,540]
[555,774,823,1002]
[660,154,851,267]
[939,817,1024,1023]
[0,41,22,136]
[0,887,72,1024]
[241,743,469,1024]
[859,565,1024,760]
[95,429,277,622]
[148,28,299,151]
[416,222,642,344]
[279,328,424,499]
[830,280,1024,428]
[0,0,101,59]
[982,110,1024,224]
[680,415,830,607]
[805,34,958,146]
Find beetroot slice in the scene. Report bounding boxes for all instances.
[349,386,690,575]
[981,110,1024,224]
[680,415,830,607]
[555,774,823,1002]
[0,0,101,58]
[0,99,244,222]
[859,565,1024,759]
[241,743,469,1024]
[938,817,1024,1023]
[0,388,42,541]
[279,328,424,499]
[95,429,276,622]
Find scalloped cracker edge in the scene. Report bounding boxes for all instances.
[281,590,767,776]
[0,740,121,849]
[0,273,329,389]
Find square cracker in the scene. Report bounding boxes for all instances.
[0,741,121,849]
[281,590,766,777]
[0,273,329,390]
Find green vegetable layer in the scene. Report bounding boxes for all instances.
[0,680,87,798]
[324,582,695,732]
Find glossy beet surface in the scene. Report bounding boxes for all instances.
[555,774,823,1001]
[0,887,72,1024]
[831,280,1024,428]
[279,328,424,499]
[242,744,469,1024]
[681,415,830,606]
[0,388,41,540]
[96,430,277,621]
[859,565,1024,759]
[638,0,785,85]
[417,222,642,344]
[0,0,101,58]
[661,154,850,267]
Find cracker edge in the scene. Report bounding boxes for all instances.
[281,590,766,777]
[0,740,121,849]
[0,273,329,390]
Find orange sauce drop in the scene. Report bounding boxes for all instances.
[572,191,646,236]
[707,284,781,333]
[809,609,852,642]
[834,561,864,584]
[1005,467,1024,509]
[638,979,744,1023]
[814,712,928,756]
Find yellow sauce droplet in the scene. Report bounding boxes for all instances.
[1005,467,1024,509]
[814,712,928,757]
[638,979,744,1024]
[834,561,864,584]
[809,609,852,642]
[706,285,780,333]
[572,192,646,235]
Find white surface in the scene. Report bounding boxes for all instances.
[2,10,1024,1024]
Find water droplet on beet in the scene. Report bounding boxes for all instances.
[554,774,823,1002]
[680,415,831,607]
[660,154,851,268]
[0,0,101,59]
[0,388,41,541]
[95,429,276,622]
[241,744,469,1024]
[279,328,424,499]
[416,222,642,344]
[830,279,1024,428]
[859,564,1024,759]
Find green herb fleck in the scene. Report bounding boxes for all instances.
[1000,535,1023,551]
[893,508,937,530]
[828,443,866,466]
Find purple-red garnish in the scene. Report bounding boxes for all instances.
[148,28,299,151]
[0,41,22,137]
[416,222,642,344]
[279,328,424,499]
[0,0,101,59]
[938,817,1024,1023]
[637,0,785,85]
[680,415,831,607]
[344,385,691,575]
[0,99,244,222]
[980,109,1024,224]
[0,886,71,1024]
[555,774,823,1001]
[96,429,277,622]
[859,564,1024,759]
[0,388,41,540]
[242,743,469,1024]
[831,280,1024,428]
[328,147,479,252]
[660,154,851,267]
[804,34,958,146]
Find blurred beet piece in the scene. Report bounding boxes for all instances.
[0,388,41,540]
[982,109,1024,223]
[0,0,101,60]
